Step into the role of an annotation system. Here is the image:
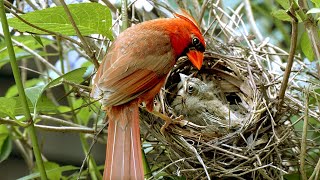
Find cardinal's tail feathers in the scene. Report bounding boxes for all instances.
[104,99,144,180]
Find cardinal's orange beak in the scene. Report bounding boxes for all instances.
[187,50,203,70]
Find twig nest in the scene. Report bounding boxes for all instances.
[140,44,299,178]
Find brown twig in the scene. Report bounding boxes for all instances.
[300,88,309,180]
[277,7,298,111]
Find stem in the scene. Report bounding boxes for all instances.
[0,1,48,179]
[277,7,298,111]
[121,0,128,32]
[300,89,309,180]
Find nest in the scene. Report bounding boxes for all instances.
[140,32,320,179]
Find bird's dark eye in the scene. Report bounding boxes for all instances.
[188,85,193,93]
[192,37,200,46]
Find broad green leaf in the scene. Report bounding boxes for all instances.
[36,95,59,113]
[0,97,58,119]
[5,78,42,98]
[8,3,113,39]
[0,125,11,163]
[300,31,314,61]
[0,36,52,68]
[31,34,44,47]
[0,135,12,163]
[23,163,78,180]
[0,97,17,118]
[74,99,92,125]
[271,10,291,21]
[24,67,87,115]
[44,162,60,180]
[0,125,9,150]
[307,8,320,14]
[283,173,300,180]
[275,0,290,9]
[311,0,320,7]
[47,67,87,88]
[57,106,71,113]
[25,85,46,107]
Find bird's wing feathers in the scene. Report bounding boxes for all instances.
[93,28,175,106]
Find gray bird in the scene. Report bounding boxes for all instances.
[171,73,242,127]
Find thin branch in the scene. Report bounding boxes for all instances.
[309,153,320,180]
[0,118,96,134]
[300,88,309,180]
[100,0,118,14]
[277,8,298,111]
[4,0,24,14]
[0,33,63,76]
[35,124,95,133]
[36,114,87,127]
[59,0,99,69]
[147,158,186,180]
[121,0,128,31]
[243,0,263,41]
[77,122,108,179]
[198,0,208,25]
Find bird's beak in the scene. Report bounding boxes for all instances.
[187,50,203,70]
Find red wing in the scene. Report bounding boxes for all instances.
[92,28,175,107]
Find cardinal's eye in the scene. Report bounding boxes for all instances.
[187,85,194,94]
[192,37,200,46]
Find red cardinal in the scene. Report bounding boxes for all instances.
[91,11,205,179]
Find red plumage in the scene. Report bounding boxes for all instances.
[91,12,205,179]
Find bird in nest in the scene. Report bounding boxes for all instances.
[171,73,243,128]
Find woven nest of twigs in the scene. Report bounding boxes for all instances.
[139,32,320,179]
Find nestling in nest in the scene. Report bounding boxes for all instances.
[140,42,300,179]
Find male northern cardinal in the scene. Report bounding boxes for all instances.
[91,12,205,179]
[171,73,242,126]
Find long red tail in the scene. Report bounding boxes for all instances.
[104,99,144,179]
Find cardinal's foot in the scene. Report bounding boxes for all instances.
[149,111,184,134]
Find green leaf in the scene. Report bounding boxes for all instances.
[0,125,9,150]
[24,67,87,115]
[31,34,44,47]
[5,78,42,98]
[25,85,46,107]
[44,162,60,180]
[0,36,52,68]
[275,0,290,9]
[0,136,12,163]
[300,31,314,61]
[271,10,291,21]
[47,67,87,88]
[311,0,320,7]
[8,3,113,39]
[0,125,11,163]
[74,99,92,125]
[284,173,300,180]
[57,106,71,113]
[36,95,59,113]
[0,97,17,118]
[23,163,78,180]
[307,8,320,14]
